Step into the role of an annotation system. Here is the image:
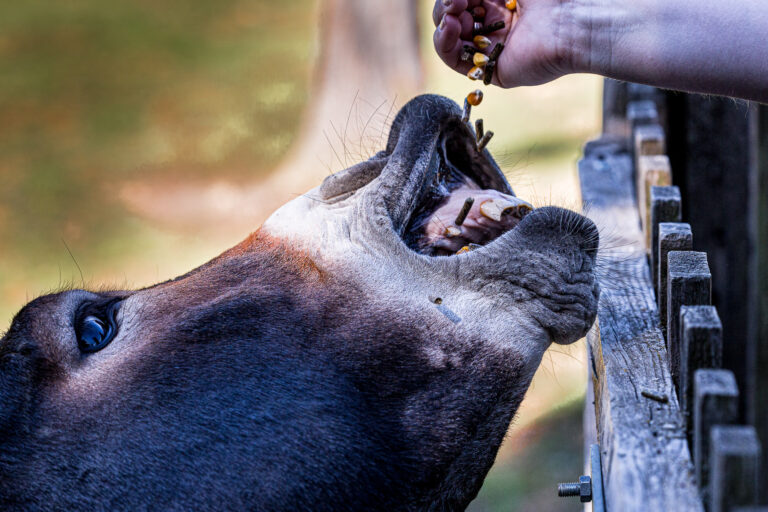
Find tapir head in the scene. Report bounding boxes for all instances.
[0,95,598,510]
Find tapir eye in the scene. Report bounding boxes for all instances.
[75,299,121,353]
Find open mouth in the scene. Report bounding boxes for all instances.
[402,118,533,256]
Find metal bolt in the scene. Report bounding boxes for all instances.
[557,475,592,503]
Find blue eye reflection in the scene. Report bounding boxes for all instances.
[76,302,119,353]
[79,316,107,350]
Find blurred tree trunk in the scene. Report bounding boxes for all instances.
[269,0,424,185]
[314,0,423,111]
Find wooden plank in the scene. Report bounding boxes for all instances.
[650,186,682,312]
[638,155,672,252]
[664,93,758,421]
[709,425,762,512]
[627,83,667,128]
[680,306,723,438]
[628,100,659,130]
[603,79,628,137]
[666,251,711,391]
[753,104,768,503]
[583,370,598,512]
[656,222,692,315]
[634,124,665,162]
[627,83,660,102]
[693,369,739,504]
[579,138,703,512]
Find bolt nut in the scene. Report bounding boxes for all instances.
[557,475,592,503]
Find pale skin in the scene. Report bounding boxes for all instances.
[433,0,768,103]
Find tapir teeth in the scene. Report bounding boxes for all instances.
[479,198,534,222]
[444,226,461,238]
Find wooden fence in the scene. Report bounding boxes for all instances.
[576,81,768,512]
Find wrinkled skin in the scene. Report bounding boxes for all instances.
[0,95,599,511]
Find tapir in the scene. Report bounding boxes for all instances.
[0,95,599,511]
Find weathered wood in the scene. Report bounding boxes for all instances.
[651,188,682,305]
[693,369,739,502]
[656,222,692,316]
[628,100,659,130]
[709,425,762,512]
[634,124,665,163]
[627,84,666,128]
[664,93,757,422]
[638,155,672,252]
[582,377,600,512]
[579,138,703,512]
[752,104,768,503]
[667,251,711,391]
[627,83,660,101]
[603,79,628,137]
[680,306,723,438]
[651,187,683,330]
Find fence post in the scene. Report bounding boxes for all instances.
[665,93,758,423]
[753,103,768,504]
[638,155,672,252]
[602,79,628,136]
[656,222,692,306]
[709,425,761,512]
[628,100,659,130]
[694,369,739,503]
[667,251,711,390]
[680,306,723,438]
[651,186,682,309]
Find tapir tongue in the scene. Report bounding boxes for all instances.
[421,184,533,255]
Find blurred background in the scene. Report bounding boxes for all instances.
[0,1,600,509]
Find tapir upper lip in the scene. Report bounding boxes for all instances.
[376,95,513,234]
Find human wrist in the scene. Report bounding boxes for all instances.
[563,0,661,78]
[553,0,598,75]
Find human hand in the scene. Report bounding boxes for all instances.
[432,0,588,88]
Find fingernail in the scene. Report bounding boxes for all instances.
[442,0,452,6]
[439,14,446,30]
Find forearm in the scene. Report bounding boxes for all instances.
[572,0,768,102]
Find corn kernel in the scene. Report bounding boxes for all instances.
[467,66,484,81]
[473,53,489,67]
[467,89,484,106]
[473,35,492,49]
[506,0,517,10]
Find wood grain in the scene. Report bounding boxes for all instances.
[656,222,692,314]
[709,425,761,512]
[638,155,672,252]
[679,306,723,439]
[667,251,711,392]
[579,138,703,512]
[693,369,739,503]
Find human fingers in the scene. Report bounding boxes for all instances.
[432,0,469,26]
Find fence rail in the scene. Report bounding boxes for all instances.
[579,81,767,511]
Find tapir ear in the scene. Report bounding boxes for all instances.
[319,153,388,201]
